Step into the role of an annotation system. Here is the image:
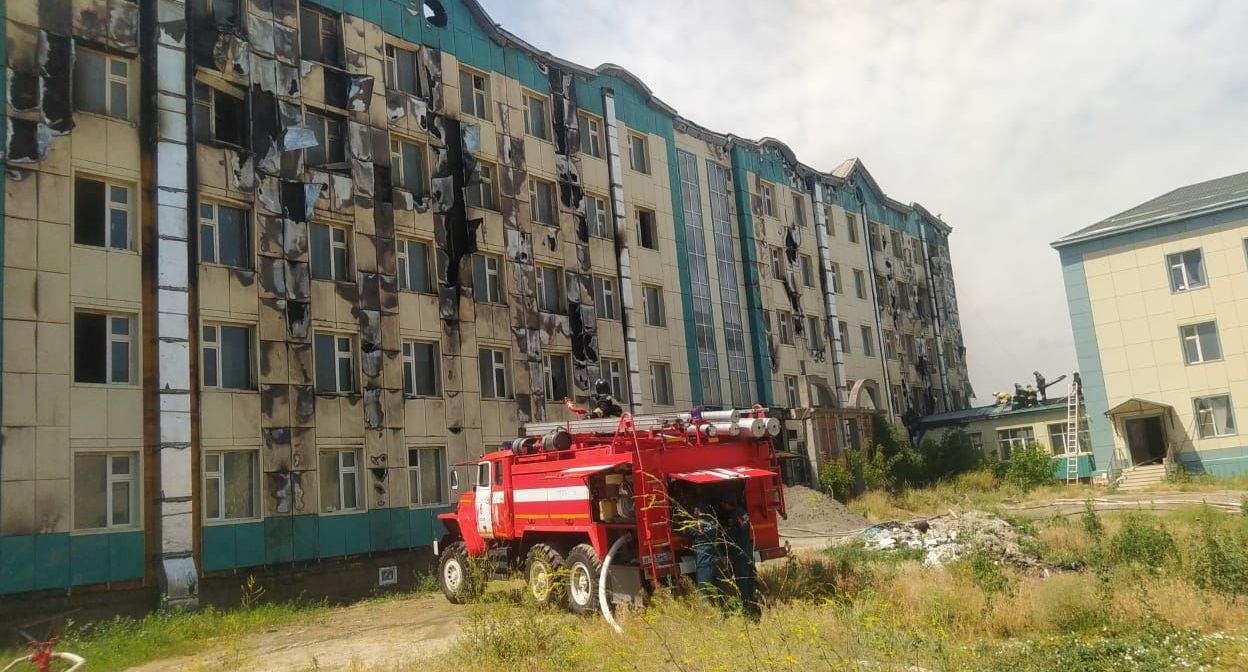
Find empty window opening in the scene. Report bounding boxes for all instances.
[636,208,657,249]
[74,312,135,384]
[194,82,247,147]
[75,176,133,250]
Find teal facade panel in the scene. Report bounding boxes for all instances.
[108,531,145,582]
[232,523,266,569]
[729,146,774,404]
[265,516,295,565]
[0,535,35,594]
[293,515,320,561]
[201,525,235,573]
[33,533,70,591]
[69,534,111,586]
[1050,454,1096,480]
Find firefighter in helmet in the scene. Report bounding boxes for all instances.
[717,486,760,617]
[589,378,624,418]
[673,486,722,598]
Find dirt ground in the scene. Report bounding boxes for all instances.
[778,485,869,548]
[129,594,463,672]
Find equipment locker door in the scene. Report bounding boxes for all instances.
[475,461,493,536]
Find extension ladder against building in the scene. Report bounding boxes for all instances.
[1063,375,1081,483]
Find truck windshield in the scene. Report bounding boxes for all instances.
[475,462,490,488]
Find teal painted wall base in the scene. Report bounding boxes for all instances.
[0,531,144,596]
[202,507,451,573]
[1176,446,1248,478]
[1050,454,1096,480]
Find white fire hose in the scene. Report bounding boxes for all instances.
[600,532,633,634]
[2,652,85,672]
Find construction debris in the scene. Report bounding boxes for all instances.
[778,485,869,538]
[861,510,1048,569]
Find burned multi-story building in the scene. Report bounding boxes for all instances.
[0,0,972,606]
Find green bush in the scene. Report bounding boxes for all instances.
[819,460,853,502]
[1106,513,1176,572]
[1081,499,1105,540]
[918,429,986,485]
[1189,512,1248,597]
[1004,443,1054,491]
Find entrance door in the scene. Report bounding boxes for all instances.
[1125,416,1166,466]
[474,461,493,537]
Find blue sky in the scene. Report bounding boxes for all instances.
[479,0,1248,400]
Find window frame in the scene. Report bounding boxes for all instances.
[830,262,843,294]
[472,253,505,304]
[853,269,867,300]
[466,159,498,211]
[587,193,611,239]
[528,177,556,226]
[73,311,137,385]
[199,200,252,269]
[996,427,1035,460]
[1166,249,1207,293]
[402,339,440,397]
[578,111,603,158]
[778,310,793,345]
[770,247,784,280]
[846,213,860,243]
[523,92,550,141]
[635,207,658,249]
[203,450,260,523]
[304,109,347,167]
[860,325,875,357]
[299,3,343,66]
[73,452,139,530]
[642,285,665,327]
[74,48,132,120]
[1179,320,1222,365]
[321,449,362,513]
[408,446,447,507]
[200,322,255,390]
[396,237,434,294]
[628,133,650,173]
[792,193,806,228]
[536,265,565,314]
[1194,394,1237,439]
[192,81,247,147]
[650,362,674,406]
[784,375,800,408]
[383,42,421,97]
[311,222,353,282]
[314,332,357,394]
[800,254,815,287]
[593,275,618,320]
[543,353,572,401]
[75,175,135,251]
[838,320,850,354]
[458,67,490,120]
[390,137,429,198]
[761,183,775,218]
[603,358,627,400]
[479,347,512,400]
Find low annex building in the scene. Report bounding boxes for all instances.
[0,0,973,607]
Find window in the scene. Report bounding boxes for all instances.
[299,3,342,66]
[397,238,433,293]
[762,309,772,335]
[524,94,549,140]
[74,312,135,384]
[466,160,497,210]
[800,255,815,286]
[384,43,420,96]
[1194,395,1237,438]
[883,331,897,359]
[911,238,924,264]
[650,363,673,405]
[1047,423,1071,455]
[320,449,361,512]
[642,285,665,326]
[204,451,258,521]
[587,194,611,239]
[193,82,245,146]
[199,202,251,268]
[603,358,627,400]
[544,354,571,400]
[853,269,867,300]
[968,433,983,453]
[402,340,439,397]
[75,176,133,250]
[202,324,254,389]
[1166,249,1206,292]
[869,222,883,252]
[305,110,346,166]
[472,254,504,304]
[838,320,850,354]
[996,427,1035,460]
[902,334,916,361]
[825,207,836,237]
[209,0,241,25]
[778,311,793,345]
[860,325,875,357]
[75,49,130,120]
[408,447,446,506]
[314,332,355,393]
[458,68,490,120]
[792,194,806,227]
[628,134,650,173]
[830,263,843,294]
[536,266,564,313]
[784,375,800,408]
[578,112,603,158]
[890,231,904,258]
[636,208,658,249]
[762,184,775,217]
[846,213,859,243]
[770,247,784,280]
[529,178,556,226]
[74,453,138,530]
[807,316,823,351]
[1180,321,1222,364]
[311,223,351,281]
[479,347,510,399]
[897,282,911,311]
[593,275,618,320]
[390,138,428,197]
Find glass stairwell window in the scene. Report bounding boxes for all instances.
[1167,249,1206,292]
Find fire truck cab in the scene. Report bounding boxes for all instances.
[435,407,788,614]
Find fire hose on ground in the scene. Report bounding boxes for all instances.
[600,532,632,635]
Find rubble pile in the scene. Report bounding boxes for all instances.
[779,485,870,537]
[862,510,1048,569]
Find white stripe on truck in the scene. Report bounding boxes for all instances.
[512,485,592,503]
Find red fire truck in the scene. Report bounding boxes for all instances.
[435,405,788,614]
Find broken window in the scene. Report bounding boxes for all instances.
[883,330,897,359]
[636,207,657,249]
[536,266,564,313]
[838,320,850,354]
[408,447,446,506]
[390,138,428,197]
[300,3,343,66]
[860,325,875,357]
[305,110,346,167]
[524,93,549,140]
[314,332,356,393]
[478,347,511,399]
[891,230,904,258]
[74,453,138,530]
[75,176,133,250]
[193,82,247,147]
[603,358,626,400]
[528,178,556,226]
[384,44,421,96]
[74,312,135,384]
[1194,394,1236,439]
[800,254,815,286]
[202,323,254,389]
[593,275,617,320]
[1181,321,1222,364]
[1167,249,1206,292]
[459,68,490,120]
[778,310,793,345]
[784,375,800,408]
[830,262,843,294]
[650,362,673,406]
[869,221,883,252]
[200,202,251,269]
[642,285,665,326]
[75,49,131,120]
[466,160,497,210]
[770,247,783,280]
[792,193,806,228]
[204,451,258,521]
[402,340,440,397]
[846,213,860,244]
[853,269,866,300]
[825,206,836,237]
[544,354,571,401]
[320,449,361,512]
[397,238,433,293]
[587,194,611,238]
[472,254,504,304]
[761,183,776,218]
[578,112,603,158]
[628,133,649,173]
[311,223,351,281]
[210,0,242,26]
[807,317,823,351]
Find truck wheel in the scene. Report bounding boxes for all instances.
[439,541,481,604]
[565,544,605,614]
[524,544,565,606]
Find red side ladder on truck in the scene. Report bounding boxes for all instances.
[613,414,678,583]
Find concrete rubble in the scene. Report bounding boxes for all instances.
[861,510,1048,569]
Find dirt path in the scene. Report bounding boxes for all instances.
[1001,489,1246,518]
[129,594,464,672]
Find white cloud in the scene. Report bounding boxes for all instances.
[480,0,1248,399]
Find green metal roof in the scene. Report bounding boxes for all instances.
[1053,170,1248,248]
[917,397,1067,429]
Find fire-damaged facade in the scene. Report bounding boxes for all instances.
[0,0,972,605]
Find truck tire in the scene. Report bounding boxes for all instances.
[439,541,481,604]
[565,543,605,614]
[524,544,565,607]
